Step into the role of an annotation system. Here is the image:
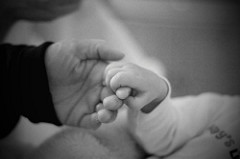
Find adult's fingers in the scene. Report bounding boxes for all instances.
[95,103,118,124]
[103,95,123,110]
[100,87,114,101]
[78,113,101,130]
[97,109,117,123]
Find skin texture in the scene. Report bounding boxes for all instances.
[45,39,124,129]
[93,62,168,127]
[104,63,167,109]
[101,62,168,115]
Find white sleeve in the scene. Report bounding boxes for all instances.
[127,79,240,157]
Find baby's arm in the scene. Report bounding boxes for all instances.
[104,63,169,113]
[95,62,168,124]
[100,63,240,158]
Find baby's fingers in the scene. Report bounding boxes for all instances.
[110,71,135,91]
[104,68,122,87]
[116,87,131,100]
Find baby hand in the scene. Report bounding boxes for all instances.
[104,63,168,113]
[45,40,124,129]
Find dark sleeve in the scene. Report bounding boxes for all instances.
[0,42,61,139]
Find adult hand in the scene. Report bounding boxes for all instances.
[45,39,124,129]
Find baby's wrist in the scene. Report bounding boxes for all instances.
[141,76,169,114]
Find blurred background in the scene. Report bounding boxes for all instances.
[107,0,240,97]
[1,1,240,158]
[5,0,240,97]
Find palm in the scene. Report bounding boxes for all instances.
[67,60,107,124]
[45,40,124,128]
[51,60,107,126]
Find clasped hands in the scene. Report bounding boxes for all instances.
[46,39,166,130]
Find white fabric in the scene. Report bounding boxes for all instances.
[128,80,240,159]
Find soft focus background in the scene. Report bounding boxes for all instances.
[5,0,240,97]
[1,0,240,158]
[108,0,240,97]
